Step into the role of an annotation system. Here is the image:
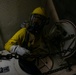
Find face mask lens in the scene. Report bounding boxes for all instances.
[29,14,46,35]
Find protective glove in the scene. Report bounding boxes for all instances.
[10,45,30,56]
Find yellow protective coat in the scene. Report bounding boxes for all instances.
[4,27,48,56]
[4,28,35,51]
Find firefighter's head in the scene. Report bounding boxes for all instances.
[28,7,47,35]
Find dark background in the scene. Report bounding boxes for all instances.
[53,0,76,24]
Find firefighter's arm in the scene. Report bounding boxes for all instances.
[4,28,30,56]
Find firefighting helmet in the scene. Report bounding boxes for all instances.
[32,7,46,17]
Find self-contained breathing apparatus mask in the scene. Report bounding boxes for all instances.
[28,14,49,36]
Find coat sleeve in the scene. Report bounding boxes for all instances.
[4,28,27,51]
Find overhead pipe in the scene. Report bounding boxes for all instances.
[47,0,60,22]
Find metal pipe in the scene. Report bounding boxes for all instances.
[47,0,60,22]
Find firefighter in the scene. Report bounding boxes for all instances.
[4,7,48,75]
